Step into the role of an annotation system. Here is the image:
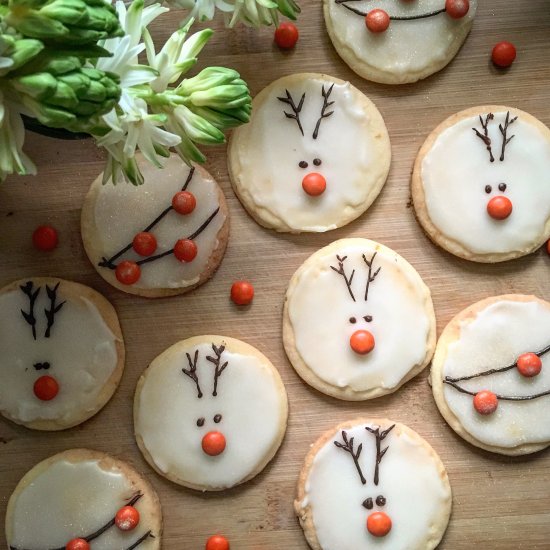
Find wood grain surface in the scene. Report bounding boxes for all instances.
[1,1,550,548]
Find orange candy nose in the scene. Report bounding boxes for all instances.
[302,173,326,196]
[367,511,392,537]
[202,431,226,456]
[487,196,513,220]
[33,375,59,401]
[350,330,375,355]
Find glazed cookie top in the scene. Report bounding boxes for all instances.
[435,296,550,452]
[296,419,451,549]
[416,107,550,260]
[134,336,288,491]
[6,449,161,550]
[0,278,123,430]
[284,239,435,400]
[324,0,477,84]
[228,73,390,233]
[81,153,227,294]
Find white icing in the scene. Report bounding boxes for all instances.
[325,0,477,82]
[135,340,287,489]
[0,284,119,424]
[232,76,389,232]
[301,422,450,549]
[91,154,225,288]
[442,300,550,448]
[8,458,157,549]
[287,239,434,393]
[422,111,550,254]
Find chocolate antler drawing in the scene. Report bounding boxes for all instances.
[313,84,335,139]
[20,281,65,340]
[20,281,40,340]
[331,252,381,302]
[182,344,229,399]
[334,430,366,485]
[362,252,381,302]
[330,255,356,301]
[278,89,305,136]
[206,344,228,397]
[183,350,203,399]
[498,111,517,162]
[44,282,65,338]
[472,112,517,163]
[365,424,395,485]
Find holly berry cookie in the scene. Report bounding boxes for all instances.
[295,418,451,549]
[412,106,550,262]
[81,153,229,297]
[431,295,550,455]
[134,336,288,491]
[6,449,162,549]
[283,239,436,400]
[228,73,391,233]
[324,0,477,84]
[0,278,124,430]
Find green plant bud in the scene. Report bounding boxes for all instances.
[188,104,251,129]
[11,71,58,99]
[1,38,44,74]
[176,67,241,95]
[187,84,250,109]
[277,0,300,19]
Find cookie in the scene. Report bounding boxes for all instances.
[323,0,477,84]
[228,73,391,233]
[412,106,550,262]
[134,335,288,491]
[6,449,162,550]
[0,277,124,431]
[431,295,550,455]
[295,418,452,549]
[81,153,229,297]
[283,239,436,400]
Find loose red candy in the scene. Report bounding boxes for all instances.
[274,22,299,49]
[365,9,390,33]
[34,375,59,401]
[32,225,58,251]
[115,261,141,285]
[202,431,226,456]
[230,281,254,306]
[492,41,516,68]
[206,535,230,550]
[132,232,157,257]
[473,390,498,415]
[516,352,542,377]
[172,191,196,215]
[115,505,140,531]
[546,239,550,256]
[174,239,198,262]
[445,0,469,19]
[65,538,90,550]
[367,511,392,537]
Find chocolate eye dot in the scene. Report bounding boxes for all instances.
[362,497,374,510]
[299,161,308,169]
[214,414,222,423]
[376,495,386,506]
[499,183,507,192]
[313,158,322,166]
[485,185,492,194]
[364,315,373,322]
[349,317,357,324]
[196,417,205,427]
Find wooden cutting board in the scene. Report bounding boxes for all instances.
[1,1,549,548]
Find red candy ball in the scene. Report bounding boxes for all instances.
[202,431,226,456]
[172,191,196,215]
[65,539,90,550]
[274,22,299,49]
[445,0,469,19]
[487,196,513,220]
[34,375,59,401]
[516,352,542,378]
[350,330,375,355]
[546,239,550,256]
[115,505,140,531]
[230,281,254,306]
[115,261,141,285]
[473,390,498,415]
[367,511,392,537]
[32,225,58,251]
[206,535,230,550]
[492,41,517,68]
[174,239,198,262]
[302,173,327,196]
[132,232,157,257]
[365,9,390,33]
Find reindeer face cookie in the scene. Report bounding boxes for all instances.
[324,0,477,84]
[0,278,124,430]
[295,419,452,550]
[431,295,550,455]
[134,336,288,491]
[82,153,228,297]
[283,239,436,400]
[228,73,391,233]
[6,449,162,550]
[413,106,550,262]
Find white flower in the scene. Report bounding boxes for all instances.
[174,0,234,22]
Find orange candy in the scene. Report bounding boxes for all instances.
[445,0,469,19]
[516,352,542,378]
[206,535,230,550]
[546,239,550,256]
[473,390,498,415]
[174,239,198,262]
[65,539,90,550]
[115,505,140,531]
[366,511,392,537]
[487,196,513,220]
[302,173,326,196]
[231,281,254,306]
[172,191,197,215]
[202,431,226,456]
[33,375,59,401]
[350,330,375,355]
[115,260,141,285]
[132,232,157,257]
[365,9,390,32]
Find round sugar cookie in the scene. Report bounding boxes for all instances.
[228,73,391,233]
[295,418,452,550]
[134,335,288,491]
[283,239,436,400]
[431,295,550,455]
[412,106,550,262]
[6,449,162,550]
[0,277,124,431]
[82,153,229,297]
[324,0,477,84]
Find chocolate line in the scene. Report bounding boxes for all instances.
[445,344,550,383]
[277,89,305,136]
[334,430,366,485]
[443,379,550,401]
[125,530,154,550]
[183,350,203,398]
[44,282,65,338]
[335,0,446,19]
[365,424,395,486]
[312,84,335,140]
[206,343,228,397]
[472,113,495,163]
[362,252,380,302]
[498,111,517,162]
[330,255,356,302]
[98,167,196,269]
[20,281,40,340]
